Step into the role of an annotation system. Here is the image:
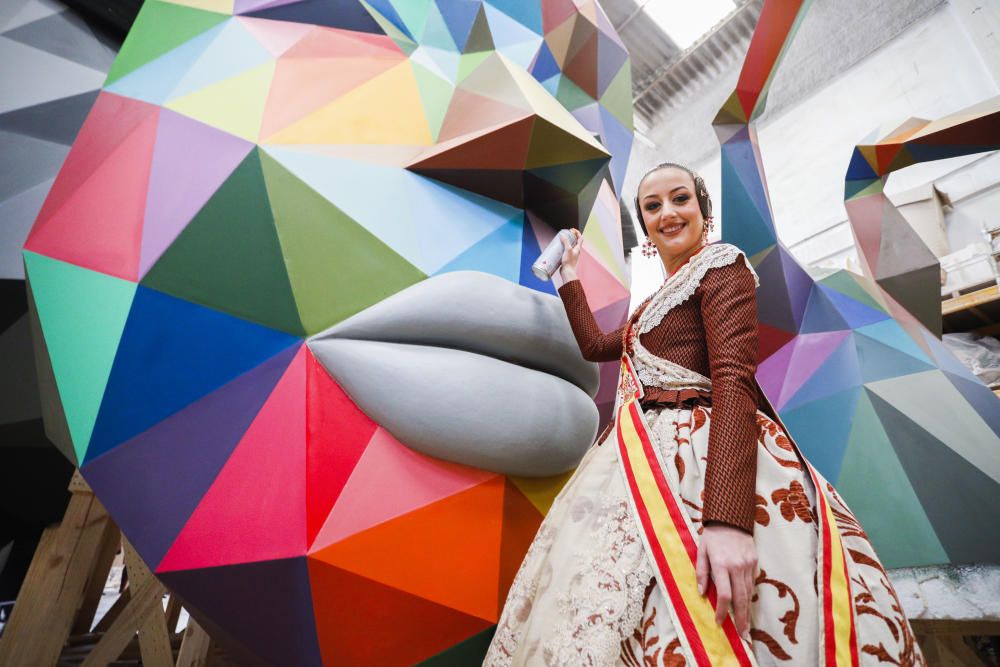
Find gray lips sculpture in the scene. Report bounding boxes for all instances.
[309,271,601,477]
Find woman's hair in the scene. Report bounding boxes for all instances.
[633,162,713,237]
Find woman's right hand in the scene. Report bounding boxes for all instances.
[559,228,584,281]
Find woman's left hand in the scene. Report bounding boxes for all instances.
[695,523,757,639]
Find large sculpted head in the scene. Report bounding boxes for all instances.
[22,0,633,663]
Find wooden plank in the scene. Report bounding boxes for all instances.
[165,594,182,634]
[79,579,165,667]
[123,539,173,667]
[942,284,1000,315]
[0,487,115,666]
[176,618,212,667]
[93,589,132,634]
[73,531,122,635]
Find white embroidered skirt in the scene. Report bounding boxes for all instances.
[483,405,923,666]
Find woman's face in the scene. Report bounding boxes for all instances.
[638,167,706,261]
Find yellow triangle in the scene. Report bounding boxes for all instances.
[499,55,607,156]
[264,61,433,145]
[166,61,274,141]
[582,210,626,284]
[509,470,574,516]
[165,0,234,12]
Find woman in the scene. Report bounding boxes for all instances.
[484,164,924,666]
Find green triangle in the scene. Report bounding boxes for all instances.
[598,62,633,130]
[417,626,496,666]
[819,270,885,313]
[555,74,595,111]
[836,390,948,567]
[360,0,417,55]
[457,51,491,83]
[23,252,137,463]
[421,2,457,51]
[142,148,305,336]
[412,63,454,142]
[105,0,229,86]
[463,6,495,54]
[259,151,427,335]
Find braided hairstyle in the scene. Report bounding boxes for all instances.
[633,162,714,237]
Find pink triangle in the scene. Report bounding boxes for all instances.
[26,93,159,281]
[234,0,298,14]
[236,16,314,57]
[309,427,498,551]
[139,109,254,278]
[777,331,852,409]
[156,347,308,572]
[576,248,629,312]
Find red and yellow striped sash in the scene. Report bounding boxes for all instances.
[616,397,754,666]
[614,355,859,666]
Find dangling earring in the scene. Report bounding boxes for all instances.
[641,237,658,258]
[703,216,715,240]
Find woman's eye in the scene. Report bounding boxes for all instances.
[645,203,660,211]
[674,195,689,204]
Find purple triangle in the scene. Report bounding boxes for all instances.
[777,331,852,409]
[81,344,299,570]
[756,334,796,400]
[778,246,813,329]
[139,110,254,278]
[160,557,322,667]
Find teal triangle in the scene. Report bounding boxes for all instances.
[24,252,137,463]
[485,0,541,33]
[856,319,931,364]
[421,2,458,51]
[779,386,861,482]
[433,216,523,282]
[855,331,935,384]
[836,390,948,567]
[720,147,776,257]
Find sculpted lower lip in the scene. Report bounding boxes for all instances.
[307,272,601,477]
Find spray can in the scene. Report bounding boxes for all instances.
[531,229,577,281]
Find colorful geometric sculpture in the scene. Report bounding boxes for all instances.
[716,0,1000,568]
[846,100,1000,336]
[22,1,633,663]
[0,0,116,599]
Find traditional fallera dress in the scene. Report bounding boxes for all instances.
[484,243,924,666]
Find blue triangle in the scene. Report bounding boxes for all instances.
[518,224,557,295]
[85,286,300,463]
[779,387,862,483]
[530,40,560,81]
[800,284,850,333]
[434,215,523,283]
[817,284,889,328]
[942,370,1000,440]
[362,0,415,40]
[421,3,458,51]
[846,148,877,180]
[720,142,776,257]
[857,319,932,364]
[484,0,542,33]
[782,337,862,412]
[438,0,483,51]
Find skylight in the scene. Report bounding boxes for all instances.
[642,0,737,50]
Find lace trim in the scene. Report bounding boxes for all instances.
[637,243,760,335]
[633,336,712,393]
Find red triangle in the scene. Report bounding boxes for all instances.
[311,478,505,621]
[308,561,492,665]
[156,347,308,572]
[25,92,159,281]
[497,480,543,616]
[758,322,797,365]
[410,117,534,171]
[305,350,378,546]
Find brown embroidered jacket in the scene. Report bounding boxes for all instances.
[559,251,771,533]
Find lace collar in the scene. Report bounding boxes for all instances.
[636,243,759,335]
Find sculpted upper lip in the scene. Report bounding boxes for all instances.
[307,272,600,476]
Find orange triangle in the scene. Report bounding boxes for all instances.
[310,477,505,621]
[308,561,492,665]
[497,480,543,616]
[875,142,903,173]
